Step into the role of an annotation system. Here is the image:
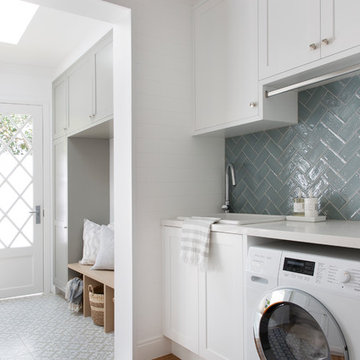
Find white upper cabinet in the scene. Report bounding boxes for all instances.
[195,0,258,131]
[259,0,360,79]
[94,41,113,122]
[53,32,113,139]
[68,56,94,132]
[259,0,321,79]
[194,0,297,136]
[320,0,360,58]
[53,78,68,138]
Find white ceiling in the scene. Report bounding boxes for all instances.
[0,5,112,69]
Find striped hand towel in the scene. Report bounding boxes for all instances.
[180,217,220,270]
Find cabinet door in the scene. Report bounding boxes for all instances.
[163,226,199,354]
[199,232,243,360]
[321,0,360,58]
[53,140,68,291]
[54,140,67,224]
[53,78,68,138]
[194,0,258,131]
[94,41,113,121]
[259,0,321,79]
[54,225,68,291]
[68,57,93,132]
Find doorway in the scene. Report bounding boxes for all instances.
[0,102,43,298]
[0,1,132,358]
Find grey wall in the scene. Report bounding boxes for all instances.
[225,75,360,220]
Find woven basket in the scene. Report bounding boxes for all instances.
[88,284,104,326]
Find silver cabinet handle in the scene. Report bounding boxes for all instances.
[64,226,68,229]
[309,43,317,50]
[63,127,67,130]
[249,102,257,108]
[322,38,329,45]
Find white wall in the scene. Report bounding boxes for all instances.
[0,62,53,293]
[108,1,224,358]
[109,138,114,223]
[0,62,52,103]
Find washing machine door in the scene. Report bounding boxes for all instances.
[253,288,349,360]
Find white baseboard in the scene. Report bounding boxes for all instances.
[135,335,171,360]
[171,342,202,360]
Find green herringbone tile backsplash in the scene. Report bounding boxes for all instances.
[225,75,360,220]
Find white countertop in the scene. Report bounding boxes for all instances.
[161,218,360,249]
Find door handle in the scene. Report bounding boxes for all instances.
[29,205,41,224]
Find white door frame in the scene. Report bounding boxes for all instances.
[24,1,133,359]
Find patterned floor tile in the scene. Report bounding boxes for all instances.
[0,294,114,360]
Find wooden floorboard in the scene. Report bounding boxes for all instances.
[153,354,180,360]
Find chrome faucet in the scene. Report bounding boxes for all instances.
[221,163,236,213]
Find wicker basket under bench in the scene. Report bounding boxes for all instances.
[68,263,114,333]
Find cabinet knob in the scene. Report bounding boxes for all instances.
[249,102,257,108]
[322,38,329,45]
[63,127,67,131]
[64,226,68,229]
[309,43,317,50]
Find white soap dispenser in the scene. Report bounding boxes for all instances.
[304,190,318,217]
[293,188,305,216]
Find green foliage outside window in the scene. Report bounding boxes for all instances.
[0,114,32,156]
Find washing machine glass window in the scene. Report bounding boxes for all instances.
[253,289,349,360]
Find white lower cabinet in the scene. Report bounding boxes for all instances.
[163,226,199,354]
[163,226,244,360]
[53,139,68,291]
[199,232,244,360]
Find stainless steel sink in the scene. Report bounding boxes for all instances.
[177,213,285,225]
[213,213,285,225]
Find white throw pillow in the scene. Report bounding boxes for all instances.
[79,219,104,265]
[91,226,114,270]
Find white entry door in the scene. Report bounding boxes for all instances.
[0,103,43,298]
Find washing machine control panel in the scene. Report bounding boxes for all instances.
[283,257,315,276]
[279,250,360,299]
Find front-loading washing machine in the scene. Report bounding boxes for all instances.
[245,242,360,360]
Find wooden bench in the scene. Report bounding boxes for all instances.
[68,263,114,333]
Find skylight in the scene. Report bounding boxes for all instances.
[0,0,39,45]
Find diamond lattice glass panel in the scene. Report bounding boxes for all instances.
[0,152,17,177]
[9,113,29,128]
[0,217,18,247]
[22,184,33,208]
[7,166,32,194]
[22,217,33,244]
[0,182,18,212]
[21,121,33,145]
[0,114,17,145]
[7,199,31,228]
[11,132,31,160]
[11,233,31,248]
[0,113,33,249]
[21,153,33,176]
